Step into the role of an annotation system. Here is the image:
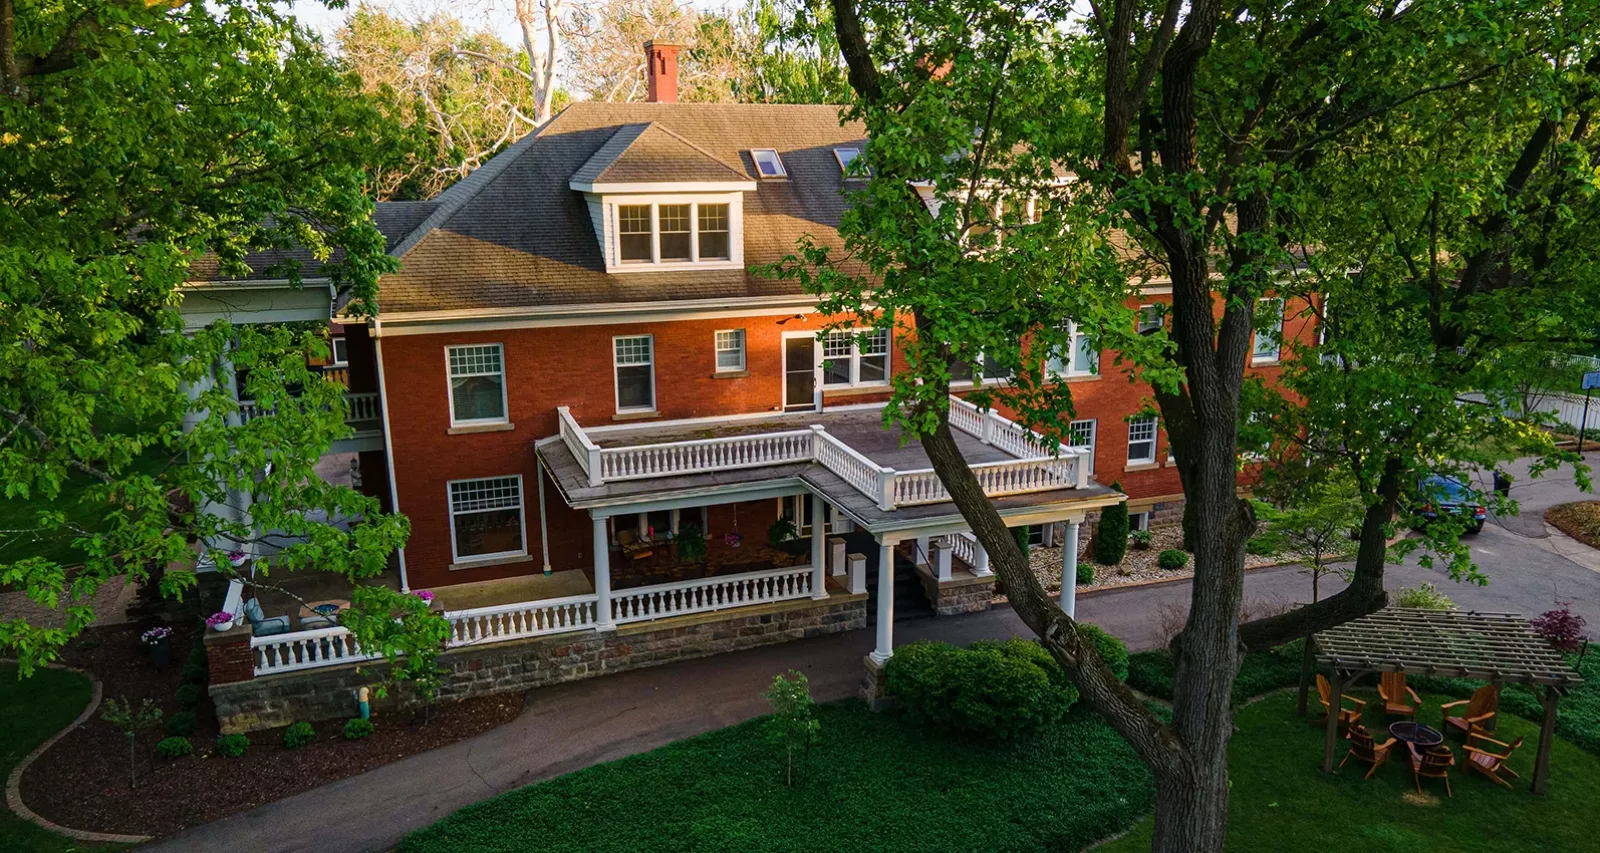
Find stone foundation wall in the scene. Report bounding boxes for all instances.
[210,592,868,734]
[913,566,996,616]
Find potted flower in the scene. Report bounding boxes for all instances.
[412,590,437,610]
[142,626,173,668]
[206,611,236,632]
[724,531,742,548]
[1129,529,1153,551]
[226,549,248,568]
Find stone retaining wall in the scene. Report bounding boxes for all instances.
[912,566,996,616]
[210,592,868,733]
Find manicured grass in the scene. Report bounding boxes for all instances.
[0,452,166,569]
[1413,650,1600,756]
[399,700,1153,853]
[0,663,121,852]
[1101,689,1600,852]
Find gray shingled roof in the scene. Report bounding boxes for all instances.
[570,122,751,187]
[187,200,440,283]
[378,102,867,315]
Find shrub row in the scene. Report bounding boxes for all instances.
[1126,639,1305,705]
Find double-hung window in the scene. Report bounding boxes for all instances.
[1069,418,1096,474]
[615,202,734,266]
[618,205,653,263]
[1128,415,1158,464]
[1137,305,1163,334]
[820,329,890,387]
[449,476,525,563]
[698,204,730,259]
[657,204,692,261]
[949,352,1009,385]
[1045,323,1099,379]
[614,335,655,412]
[714,329,746,372]
[1253,297,1284,364]
[446,344,507,426]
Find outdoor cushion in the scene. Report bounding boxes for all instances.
[243,598,265,624]
[250,615,291,637]
[299,615,335,631]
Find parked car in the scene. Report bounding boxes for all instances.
[1412,474,1487,535]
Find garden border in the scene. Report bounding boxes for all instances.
[2,660,155,845]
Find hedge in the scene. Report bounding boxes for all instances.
[1127,640,1305,705]
[1078,623,1129,681]
[885,639,1079,739]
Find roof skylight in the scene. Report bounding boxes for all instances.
[834,147,863,175]
[751,148,787,178]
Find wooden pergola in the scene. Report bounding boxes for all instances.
[1314,607,1584,794]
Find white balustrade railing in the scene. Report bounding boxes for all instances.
[599,430,815,482]
[813,428,894,508]
[611,565,814,624]
[946,533,977,567]
[558,406,604,486]
[346,392,380,426]
[948,394,987,436]
[446,594,599,646]
[252,626,382,675]
[949,395,1056,458]
[892,455,1081,506]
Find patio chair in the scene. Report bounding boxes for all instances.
[1378,672,1421,720]
[615,529,654,562]
[1442,684,1499,736]
[1339,725,1398,780]
[1410,744,1455,797]
[243,598,290,637]
[1463,730,1525,789]
[1315,674,1365,733]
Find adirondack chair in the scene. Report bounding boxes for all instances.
[1316,674,1365,732]
[1410,744,1456,797]
[1464,731,1525,789]
[1442,684,1499,736]
[1379,672,1421,720]
[1340,725,1398,780]
[615,528,655,562]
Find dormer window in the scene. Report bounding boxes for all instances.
[751,149,787,178]
[610,200,738,268]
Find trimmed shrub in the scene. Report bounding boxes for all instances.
[188,641,209,669]
[1245,535,1280,556]
[1078,623,1129,681]
[1156,549,1188,570]
[179,662,208,686]
[165,710,197,737]
[1129,529,1153,551]
[283,721,316,749]
[175,683,203,709]
[1393,582,1457,610]
[1012,525,1031,553]
[1076,561,1094,586]
[1127,640,1305,705]
[885,639,1078,739]
[215,733,250,757]
[344,718,375,740]
[1093,484,1129,565]
[156,736,192,759]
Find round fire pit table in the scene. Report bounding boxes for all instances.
[1389,720,1445,753]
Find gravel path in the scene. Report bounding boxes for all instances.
[1025,525,1286,594]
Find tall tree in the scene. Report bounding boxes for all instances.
[0,0,445,683]
[729,0,851,103]
[513,0,564,122]
[775,0,1594,848]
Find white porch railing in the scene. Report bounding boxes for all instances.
[599,429,815,482]
[891,455,1081,506]
[611,565,815,625]
[236,391,380,431]
[446,594,600,646]
[948,394,1057,458]
[946,532,977,567]
[251,626,382,675]
[559,406,604,486]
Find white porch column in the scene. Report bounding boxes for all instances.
[870,539,896,663]
[828,536,847,576]
[972,540,992,576]
[593,516,615,630]
[1059,520,1080,617]
[810,494,828,599]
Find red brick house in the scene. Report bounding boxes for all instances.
[194,44,1318,730]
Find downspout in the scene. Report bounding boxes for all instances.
[372,319,410,592]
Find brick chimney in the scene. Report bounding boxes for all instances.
[644,40,681,104]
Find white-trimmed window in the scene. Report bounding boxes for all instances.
[698,204,730,260]
[657,204,692,261]
[1046,323,1099,378]
[820,329,890,387]
[614,201,734,266]
[1069,418,1096,474]
[1130,511,1151,531]
[834,147,863,175]
[446,344,507,426]
[949,352,1009,384]
[752,148,787,178]
[1254,297,1284,364]
[715,329,746,372]
[614,335,655,412]
[1128,415,1158,464]
[1137,305,1163,334]
[330,336,349,366]
[618,204,653,263]
[449,476,526,563]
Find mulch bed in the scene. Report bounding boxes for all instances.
[1547,500,1600,549]
[20,622,523,838]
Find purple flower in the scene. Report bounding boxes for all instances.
[413,590,435,603]
[205,611,235,627]
[141,626,173,643]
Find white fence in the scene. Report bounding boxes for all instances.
[611,565,815,624]
[251,626,383,675]
[599,430,814,482]
[1461,391,1598,434]
[890,455,1082,506]
[445,594,601,646]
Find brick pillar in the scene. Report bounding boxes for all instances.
[205,627,254,685]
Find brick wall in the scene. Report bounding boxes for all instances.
[209,593,869,733]
[204,629,255,686]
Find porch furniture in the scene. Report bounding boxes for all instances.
[1463,731,1525,789]
[243,598,289,637]
[1388,720,1445,753]
[616,529,655,562]
[1442,684,1500,736]
[1315,674,1364,732]
[1313,608,1582,794]
[1378,671,1422,719]
[1339,725,1397,780]
[299,615,336,630]
[1410,744,1456,797]
[301,599,350,618]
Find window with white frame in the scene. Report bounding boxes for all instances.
[449,476,525,562]
[751,148,787,177]
[820,329,890,387]
[949,352,1010,384]
[1137,305,1163,334]
[714,329,746,372]
[1254,297,1284,363]
[615,202,733,266]
[1130,511,1150,531]
[1069,418,1096,474]
[1045,323,1099,378]
[330,336,349,365]
[614,335,655,411]
[446,344,507,426]
[834,147,864,175]
[1128,415,1158,464]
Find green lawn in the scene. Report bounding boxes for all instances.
[0,452,166,570]
[399,700,1153,853]
[1101,689,1600,852]
[0,664,120,852]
